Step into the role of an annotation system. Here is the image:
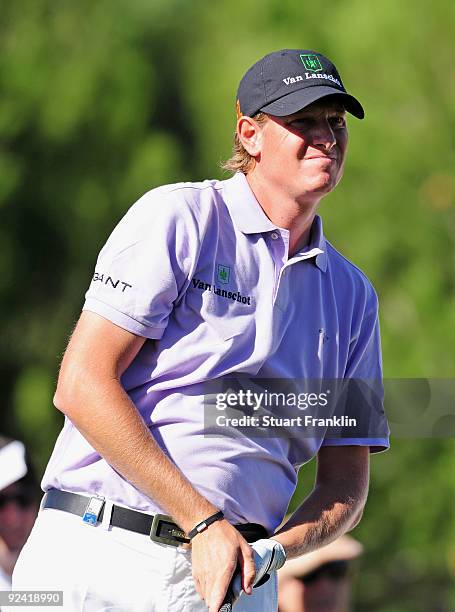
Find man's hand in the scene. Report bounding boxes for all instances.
[220,538,287,610]
[190,519,255,612]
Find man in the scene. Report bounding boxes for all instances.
[278,535,363,612]
[0,437,39,591]
[13,49,389,611]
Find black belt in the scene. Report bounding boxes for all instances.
[42,489,268,547]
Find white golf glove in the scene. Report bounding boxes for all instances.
[219,538,286,610]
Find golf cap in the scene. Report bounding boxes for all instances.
[0,440,28,491]
[236,49,364,119]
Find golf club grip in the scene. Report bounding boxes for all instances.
[218,583,235,611]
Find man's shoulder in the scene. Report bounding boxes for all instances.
[129,178,224,221]
[157,178,223,196]
[325,240,378,305]
[143,178,223,206]
[116,179,223,233]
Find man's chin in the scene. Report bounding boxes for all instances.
[299,176,339,199]
[3,535,25,552]
[315,171,344,193]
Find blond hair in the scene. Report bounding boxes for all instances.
[220,112,268,175]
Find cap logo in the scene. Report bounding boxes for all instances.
[300,54,323,72]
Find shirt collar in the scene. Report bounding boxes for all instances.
[222,172,278,234]
[222,172,327,273]
[293,214,328,273]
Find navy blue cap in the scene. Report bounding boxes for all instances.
[236,49,364,119]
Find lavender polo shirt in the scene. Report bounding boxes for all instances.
[42,172,389,534]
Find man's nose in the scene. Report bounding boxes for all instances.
[312,119,336,151]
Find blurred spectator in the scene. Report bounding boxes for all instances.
[278,535,363,612]
[0,436,40,590]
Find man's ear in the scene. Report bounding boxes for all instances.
[237,116,265,158]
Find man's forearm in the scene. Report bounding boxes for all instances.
[272,448,369,559]
[272,484,365,559]
[54,376,217,533]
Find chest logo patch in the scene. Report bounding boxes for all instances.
[217,264,230,284]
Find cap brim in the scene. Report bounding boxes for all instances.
[260,86,364,119]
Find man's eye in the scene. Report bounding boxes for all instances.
[288,119,309,130]
[330,116,346,128]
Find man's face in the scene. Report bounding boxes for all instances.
[256,99,348,205]
[278,570,351,612]
[0,483,38,552]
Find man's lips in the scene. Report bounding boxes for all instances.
[304,155,337,160]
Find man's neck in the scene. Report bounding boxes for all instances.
[246,171,320,256]
[0,539,17,577]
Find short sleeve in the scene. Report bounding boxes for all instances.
[322,285,390,454]
[83,190,200,339]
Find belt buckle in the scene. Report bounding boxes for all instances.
[149,513,188,547]
[82,495,105,526]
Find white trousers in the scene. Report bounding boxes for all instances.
[11,508,277,612]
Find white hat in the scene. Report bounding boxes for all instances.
[278,535,364,579]
[0,440,28,491]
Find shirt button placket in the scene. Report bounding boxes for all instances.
[269,231,287,305]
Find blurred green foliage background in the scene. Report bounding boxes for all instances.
[1,1,454,610]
